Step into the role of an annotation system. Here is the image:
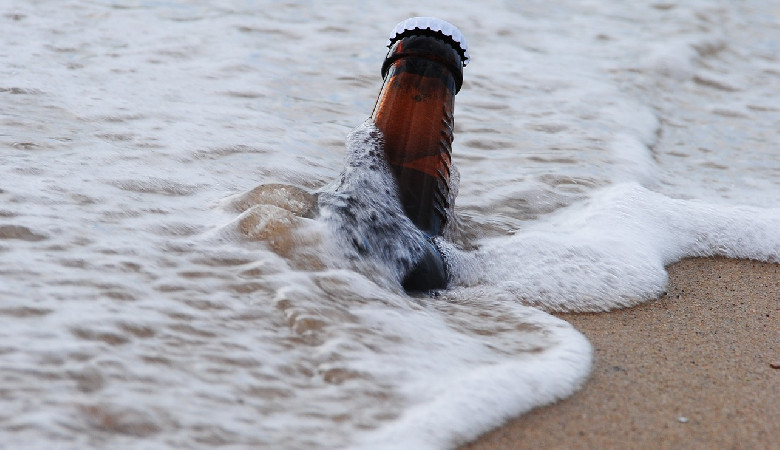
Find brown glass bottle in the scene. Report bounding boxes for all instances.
[369,18,468,291]
[371,26,467,237]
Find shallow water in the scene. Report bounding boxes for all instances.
[1,1,778,448]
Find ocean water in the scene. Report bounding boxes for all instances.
[1,0,778,448]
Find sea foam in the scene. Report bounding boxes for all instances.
[451,183,779,313]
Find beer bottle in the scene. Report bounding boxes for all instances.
[371,17,469,290]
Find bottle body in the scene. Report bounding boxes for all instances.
[371,34,463,237]
[369,19,468,291]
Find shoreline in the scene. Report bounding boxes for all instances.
[461,257,779,449]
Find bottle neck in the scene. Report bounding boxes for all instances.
[371,35,462,236]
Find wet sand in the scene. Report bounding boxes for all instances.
[462,257,779,449]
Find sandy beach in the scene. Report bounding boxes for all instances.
[462,257,779,449]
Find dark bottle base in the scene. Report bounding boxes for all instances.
[401,239,448,292]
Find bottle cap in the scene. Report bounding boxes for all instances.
[387,17,470,66]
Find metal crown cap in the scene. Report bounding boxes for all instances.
[387,17,470,66]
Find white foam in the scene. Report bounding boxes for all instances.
[351,304,592,449]
[452,183,779,312]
